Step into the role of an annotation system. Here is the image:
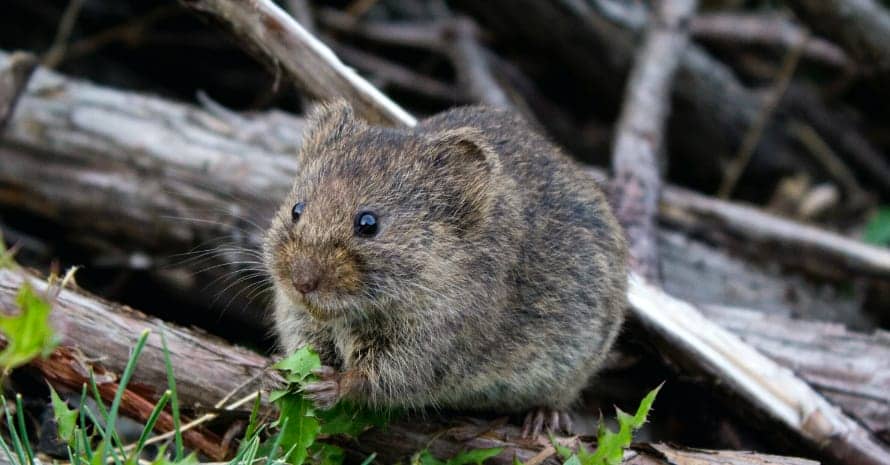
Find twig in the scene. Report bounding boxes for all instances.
[785,0,890,75]
[610,0,697,282]
[330,41,464,102]
[690,13,850,68]
[42,0,85,68]
[178,0,415,126]
[447,17,513,109]
[786,120,867,203]
[717,31,808,199]
[0,52,37,132]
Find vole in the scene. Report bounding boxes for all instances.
[264,100,628,437]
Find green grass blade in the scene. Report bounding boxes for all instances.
[160,332,184,461]
[264,417,288,465]
[14,394,35,464]
[127,390,170,463]
[2,395,29,465]
[359,452,378,465]
[0,434,19,465]
[101,329,150,465]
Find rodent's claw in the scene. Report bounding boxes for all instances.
[520,407,573,439]
[312,365,337,379]
[304,365,341,410]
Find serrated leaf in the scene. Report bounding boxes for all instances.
[579,385,661,465]
[0,282,58,372]
[274,346,321,384]
[49,386,77,444]
[863,207,890,246]
[275,396,321,465]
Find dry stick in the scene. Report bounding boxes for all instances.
[448,17,513,110]
[42,0,85,68]
[610,0,697,282]
[689,13,850,68]
[786,120,867,202]
[178,0,414,127]
[718,33,808,199]
[784,0,890,74]
[0,52,37,132]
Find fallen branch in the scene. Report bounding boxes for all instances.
[784,0,890,75]
[177,0,414,126]
[690,13,849,68]
[610,0,697,281]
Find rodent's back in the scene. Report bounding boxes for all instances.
[417,106,628,411]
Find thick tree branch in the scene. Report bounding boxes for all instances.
[177,0,414,126]
[610,0,697,282]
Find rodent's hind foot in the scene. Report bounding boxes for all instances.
[303,365,341,410]
[520,407,573,439]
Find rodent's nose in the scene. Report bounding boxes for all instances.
[292,273,320,295]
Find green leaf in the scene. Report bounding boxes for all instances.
[50,386,78,444]
[581,385,661,465]
[149,449,199,465]
[313,443,345,465]
[445,448,503,465]
[274,346,321,384]
[863,207,890,246]
[0,282,58,372]
[0,230,17,269]
[413,448,503,465]
[275,395,320,465]
[318,401,390,436]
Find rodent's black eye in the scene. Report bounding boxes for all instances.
[291,202,305,223]
[354,211,379,238]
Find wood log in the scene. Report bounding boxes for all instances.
[0,51,37,131]
[0,267,829,465]
[610,0,697,281]
[177,0,414,127]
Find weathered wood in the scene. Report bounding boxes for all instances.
[177,0,414,127]
[702,304,890,443]
[610,0,697,281]
[784,0,890,75]
[0,51,37,131]
[689,13,850,68]
[0,269,269,408]
[0,268,824,465]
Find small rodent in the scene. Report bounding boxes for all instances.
[264,101,628,436]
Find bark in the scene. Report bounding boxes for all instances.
[177,0,415,127]
[784,0,890,75]
[0,51,37,131]
[689,13,850,68]
[0,267,838,465]
[610,0,697,282]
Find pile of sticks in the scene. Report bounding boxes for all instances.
[2,0,890,464]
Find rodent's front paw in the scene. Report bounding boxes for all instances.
[303,365,341,410]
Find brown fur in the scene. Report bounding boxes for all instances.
[264,100,628,413]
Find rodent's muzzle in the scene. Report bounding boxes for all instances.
[290,257,326,295]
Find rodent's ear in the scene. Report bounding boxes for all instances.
[427,127,500,176]
[301,99,364,154]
